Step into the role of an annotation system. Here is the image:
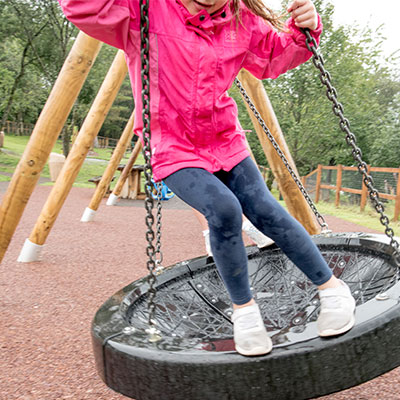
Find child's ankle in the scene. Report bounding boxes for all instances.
[233,298,256,310]
[318,276,342,291]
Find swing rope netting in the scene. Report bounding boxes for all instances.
[138,1,400,341]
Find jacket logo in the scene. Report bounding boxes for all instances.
[225,30,237,43]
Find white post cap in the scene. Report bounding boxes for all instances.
[17,239,43,263]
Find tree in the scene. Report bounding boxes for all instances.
[235,0,400,174]
[0,0,76,129]
[369,92,400,167]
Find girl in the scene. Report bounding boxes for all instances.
[59,0,356,356]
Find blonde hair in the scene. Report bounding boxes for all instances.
[232,0,286,30]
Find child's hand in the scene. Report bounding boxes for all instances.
[287,0,318,30]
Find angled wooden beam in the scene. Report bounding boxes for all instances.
[238,69,320,235]
[81,111,135,221]
[106,140,143,205]
[0,32,102,264]
[18,49,128,262]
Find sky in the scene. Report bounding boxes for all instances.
[267,0,399,65]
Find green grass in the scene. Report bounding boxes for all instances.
[315,201,400,236]
[0,134,141,188]
[270,188,400,236]
[0,152,19,171]
[0,173,11,182]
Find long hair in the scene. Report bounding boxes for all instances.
[231,0,286,30]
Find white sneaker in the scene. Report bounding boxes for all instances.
[202,229,213,257]
[242,220,274,248]
[231,303,272,356]
[317,280,356,337]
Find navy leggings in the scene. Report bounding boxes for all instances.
[164,157,332,305]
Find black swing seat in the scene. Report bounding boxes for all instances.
[92,233,400,400]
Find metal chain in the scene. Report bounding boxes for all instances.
[234,78,329,231]
[154,181,164,270]
[140,0,161,341]
[302,29,400,264]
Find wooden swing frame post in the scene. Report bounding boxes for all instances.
[18,49,128,260]
[108,139,143,201]
[85,111,136,215]
[238,69,320,235]
[0,32,102,264]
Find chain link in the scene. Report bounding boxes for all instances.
[234,78,329,231]
[303,29,399,263]
[140,0,162,340]
[154,181,164,270]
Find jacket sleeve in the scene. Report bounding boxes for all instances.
[58,0,139,50]
[243,14,323,80]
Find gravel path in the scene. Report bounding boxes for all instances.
[1,183,399,400]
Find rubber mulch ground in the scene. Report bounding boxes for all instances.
[1,183,399,400]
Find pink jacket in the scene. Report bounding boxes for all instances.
[59,0,322,181]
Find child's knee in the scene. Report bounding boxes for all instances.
[210,199,242,231]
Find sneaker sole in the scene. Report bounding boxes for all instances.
[318,313,356,337]
[258,238,275,248]
[235,341,273,357]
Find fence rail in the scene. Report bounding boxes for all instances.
[95,136,120,149]
[2,121,34,136]
[302,164,400,221]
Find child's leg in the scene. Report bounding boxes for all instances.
[166,168,272,355]
[219,157,333,286]
[164,168,252,305]
[221,157,356,337]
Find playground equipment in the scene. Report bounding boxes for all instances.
[106,140,143,206]
[93,233,400,400]
[148,179,175,201]
[81,111,135,222]
[17,49,127,262]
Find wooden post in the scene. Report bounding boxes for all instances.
[0,32,102,264]
[360,164,370,211]
[83,111,135,218]
[394,167,400,221]
[18,50,128,261]
[237,69,320,235]
[315,164,322,204]
[107,140,143,204]
[335,165,342,207]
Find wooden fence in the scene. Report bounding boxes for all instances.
[95,136,120,149]
[302,164,400,221]
[2,121,34,136]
